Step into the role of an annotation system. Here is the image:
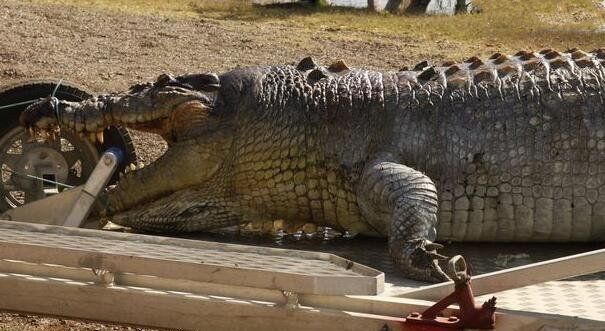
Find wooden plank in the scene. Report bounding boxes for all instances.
[0,241,378,295]
[0,222,601,330]
[0,221,344,261]
[0,221,384,295]
[0,260,454,317]
[398,248,605,301]
[0,259,435,317]
[0,259,602,331]
[0,270,601,331]
[0,220,384,288]
[0,220,382,282]
[0,272,404,331]
[0,259,288,304]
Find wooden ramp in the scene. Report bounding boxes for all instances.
[0,220,602,331]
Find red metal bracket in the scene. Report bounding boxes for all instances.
[403,256,497,330]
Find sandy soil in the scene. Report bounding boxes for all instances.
[0,312,165,331]
[0,0,425,92]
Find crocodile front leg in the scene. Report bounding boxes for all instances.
[104,136,230,215]
[357,158,449,283]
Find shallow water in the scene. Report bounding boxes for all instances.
[329,0,369,8]
[259,0,378,8]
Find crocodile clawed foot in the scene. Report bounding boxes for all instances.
[391,238,450,283]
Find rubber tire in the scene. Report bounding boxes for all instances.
[0,80,137,204]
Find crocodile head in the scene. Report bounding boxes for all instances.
[20,72,221,142]
[19,72,232,220]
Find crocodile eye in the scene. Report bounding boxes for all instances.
[155,73,196,90]
[129,82,153,93]
[175,73,220,92]
[155,73,175,86]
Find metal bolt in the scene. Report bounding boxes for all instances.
[409,312,420,318]
[103,155,113,166]
[92,268,115,286]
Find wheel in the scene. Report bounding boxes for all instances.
[0,80,137,212]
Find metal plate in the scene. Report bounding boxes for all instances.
[477,280,605,322]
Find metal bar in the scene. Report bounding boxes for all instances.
[2,149,121,228]
[62,150,119,227]
[397,248,605,301]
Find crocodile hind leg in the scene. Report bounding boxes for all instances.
[109,187,245,233]
[357,158,449,283]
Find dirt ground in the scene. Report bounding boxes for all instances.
[0,0,603,329]
[0,312,164,331]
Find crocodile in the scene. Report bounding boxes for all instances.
[19,48,605,282]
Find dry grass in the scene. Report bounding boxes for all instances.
[26,0,605,60]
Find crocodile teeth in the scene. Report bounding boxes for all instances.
[96,131,104,144]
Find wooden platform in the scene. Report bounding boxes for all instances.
[0,220,603,331]
[0,220,383,296]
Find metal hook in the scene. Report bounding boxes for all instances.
[447,255,470,284]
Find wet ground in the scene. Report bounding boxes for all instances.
[179,231,605,285]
